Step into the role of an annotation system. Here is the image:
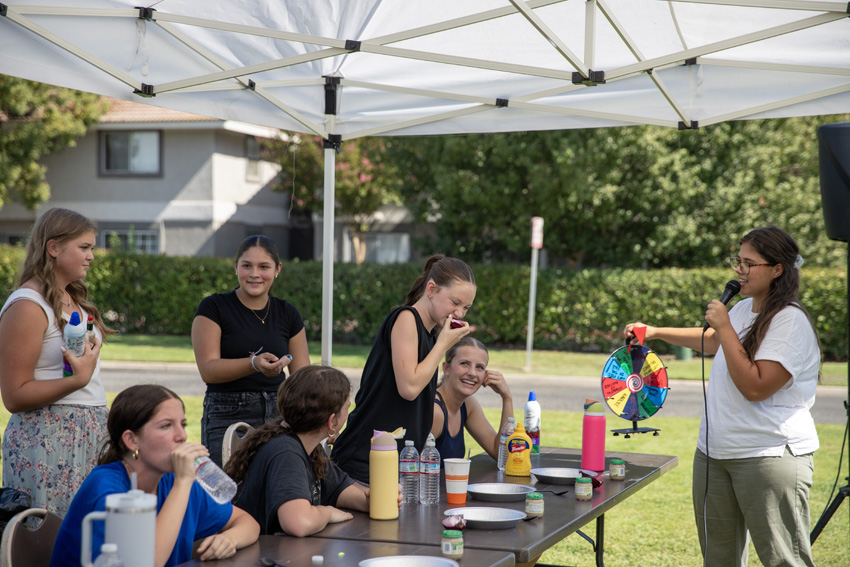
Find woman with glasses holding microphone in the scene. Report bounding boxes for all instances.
[624,226,821,567]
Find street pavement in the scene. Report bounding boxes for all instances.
[100,360,848,425]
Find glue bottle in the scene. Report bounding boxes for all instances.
[63,311,86,377]
[524,391,541,454]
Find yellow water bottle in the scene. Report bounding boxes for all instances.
[505,423,532,477]
[369,430,399,520]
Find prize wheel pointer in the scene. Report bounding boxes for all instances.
[601,332,669,438]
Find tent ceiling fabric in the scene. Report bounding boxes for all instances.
[1,0,849,139]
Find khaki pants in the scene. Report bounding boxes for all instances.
[692,448,815,567]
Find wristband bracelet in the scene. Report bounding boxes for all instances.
[250,354,259,373]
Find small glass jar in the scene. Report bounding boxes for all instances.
[609,458,626,481]
[441,529,463,560]
[575,477,593,501]
[525,492,544,518]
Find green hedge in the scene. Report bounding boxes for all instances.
[1,246,846,359]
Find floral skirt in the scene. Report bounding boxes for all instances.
[2,404,108,517]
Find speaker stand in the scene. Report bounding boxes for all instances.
[810,243,850,544]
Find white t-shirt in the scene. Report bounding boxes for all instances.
[0,288,106,406]
[697,298,820,459]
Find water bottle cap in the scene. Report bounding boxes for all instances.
[404,440,414,446]
[507,416,515,423]
[584,398,605,415]
[371,431,397,450]
[100,543,118,553]
[528,391,537,401]
[69,311,81,325]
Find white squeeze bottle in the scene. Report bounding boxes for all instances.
[419,433,441,505]
[524,391,541,454]
[63,311,86,377]
[399,439,420,504]
[497,417,516,471]
[194,457,237,504]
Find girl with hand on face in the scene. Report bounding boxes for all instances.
[0,208,110,516]
[192,235,310,467]
[227,366,398,537]
[332,255,476,483]
[431,337,513,460]
[51,385,259,567]
[624,226,820,567]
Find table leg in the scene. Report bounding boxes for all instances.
[535,514,606,567]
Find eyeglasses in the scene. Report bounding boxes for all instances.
[728,256,775,275]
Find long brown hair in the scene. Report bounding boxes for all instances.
[403,255,476,307]
[98,384,183,465]
[16,207,112,336]
[738,226,821,362]
[225,365,350,483]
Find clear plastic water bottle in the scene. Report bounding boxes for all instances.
[419,433,441,505]
[497,416,516,471]
[194,456,238,504]
[93,543,124,567]
[399,439,420,504]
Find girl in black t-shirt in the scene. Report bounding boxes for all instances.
[192,235,310,467]
[226,366,395,537]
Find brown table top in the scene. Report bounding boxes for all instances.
[177,534,515,567]
[311,447,678,563]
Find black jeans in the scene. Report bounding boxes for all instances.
[201,391,280,468]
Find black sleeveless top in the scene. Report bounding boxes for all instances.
[332,306,437,483]
[433,391,467,460]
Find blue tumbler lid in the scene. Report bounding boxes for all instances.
[528,391,537,401]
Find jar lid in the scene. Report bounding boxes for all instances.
[526,492,543,499]
[576,477,592,483]
[610,458,625,464]
[442,530,463,538]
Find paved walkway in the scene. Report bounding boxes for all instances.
[101,360,848,425]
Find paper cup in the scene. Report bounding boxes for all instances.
[444,458,471,504]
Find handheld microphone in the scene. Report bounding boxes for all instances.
[703,280,742,331]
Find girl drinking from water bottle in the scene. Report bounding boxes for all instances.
[52,385,259,567]
[331,255,476,483]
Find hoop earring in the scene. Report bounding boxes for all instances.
[133,449,139,460]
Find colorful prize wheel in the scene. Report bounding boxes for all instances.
[601,342,669,437]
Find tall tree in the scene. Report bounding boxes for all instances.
[263,135,400,264]
[387,116,848,268]
[0,77,107,210]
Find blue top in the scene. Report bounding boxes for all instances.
[51,461,233,567]
[433,391,468,460]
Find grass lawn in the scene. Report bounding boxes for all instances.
[103,334,849,385]
[1,399,844,566]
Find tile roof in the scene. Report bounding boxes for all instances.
[100,96,218,123]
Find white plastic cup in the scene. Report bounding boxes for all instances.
[444,458,471,505]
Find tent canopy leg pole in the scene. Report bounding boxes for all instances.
[321,147,335,366]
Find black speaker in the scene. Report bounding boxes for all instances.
[818,122,850,242]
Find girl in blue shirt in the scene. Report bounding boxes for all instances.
[52,385,259,567]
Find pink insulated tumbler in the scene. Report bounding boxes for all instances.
[581,398,606,472]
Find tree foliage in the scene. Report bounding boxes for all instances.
[386,116,849,267]
[0,77,107,210]
[263,135,401,263]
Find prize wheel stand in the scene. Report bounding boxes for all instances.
[601,332,669,438]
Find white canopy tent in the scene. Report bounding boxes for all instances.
[1,0,848,363]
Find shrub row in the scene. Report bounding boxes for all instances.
[1,246,846,359]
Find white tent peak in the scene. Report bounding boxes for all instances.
[2,0,849,139]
